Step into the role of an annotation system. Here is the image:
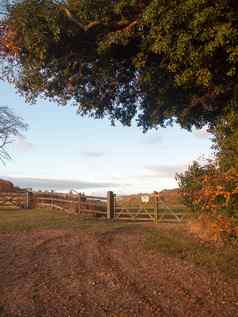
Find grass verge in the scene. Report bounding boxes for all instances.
[0,208,138,234]
[144,226,238,280]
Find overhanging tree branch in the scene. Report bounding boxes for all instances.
[59,6,100,31]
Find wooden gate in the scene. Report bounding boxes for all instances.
[114,195,156,222]
[114,192,189,223]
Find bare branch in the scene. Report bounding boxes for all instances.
[59,6,100,31]
[0,106,28,164]
[60,6,87,31]
[60,5,138,33]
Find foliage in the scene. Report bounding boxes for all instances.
[212,110,238,171]
[190,214,236,242]
[0,106,27,163]
[199,168,238,218]
[177,105,238,235]
[0,22,19,58]
[177,160,238,216]
[1,0,238,129]
[176,161,215,212]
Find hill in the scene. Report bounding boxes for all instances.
[116,188,183,209]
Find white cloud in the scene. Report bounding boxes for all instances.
[2,176,119,192]
[144,164,188,178]
[109,163,190,194]
[81,151,104,158]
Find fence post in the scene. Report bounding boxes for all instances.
[78,193,81,214]
[26,191,33,209]
[51,193,53,209]
[107,191,114,220]
[154,191,159,224]
[26,191,29,209]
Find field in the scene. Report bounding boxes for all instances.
[0,209,238,317]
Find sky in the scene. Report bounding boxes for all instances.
[0,81,213,195]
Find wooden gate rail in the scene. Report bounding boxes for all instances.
[114,193,190,223]
[114,207,155,221]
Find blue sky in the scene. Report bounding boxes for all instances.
[1,81,213,194]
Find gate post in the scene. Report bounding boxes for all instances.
[107,191,114,220]
[154,191,159,224]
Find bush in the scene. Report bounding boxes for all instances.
[176,109,238,239]
[176,161,216,213]
[177,162,238,217]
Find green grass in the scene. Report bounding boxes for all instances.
[144,227,238,280]
[0,208,138,234]
[1,208,237,280]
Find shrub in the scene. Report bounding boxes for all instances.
[176,160,216,213]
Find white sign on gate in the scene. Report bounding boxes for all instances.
[141,195,150,203]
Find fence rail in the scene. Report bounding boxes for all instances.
[0,191,32,209]
[35,192,108,217]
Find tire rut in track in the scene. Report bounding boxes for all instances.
[94,231,173,317]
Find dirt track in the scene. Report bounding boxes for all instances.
[0,228,238,317]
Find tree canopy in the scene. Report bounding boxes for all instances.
[1,0,238,130]
[212,110,238,171]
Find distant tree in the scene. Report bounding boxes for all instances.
[1,0,238,130]
[0,106,27,163]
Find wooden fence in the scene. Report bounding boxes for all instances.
[0,191,32,209]
[35,191,109,218]
[0,190,190,223]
